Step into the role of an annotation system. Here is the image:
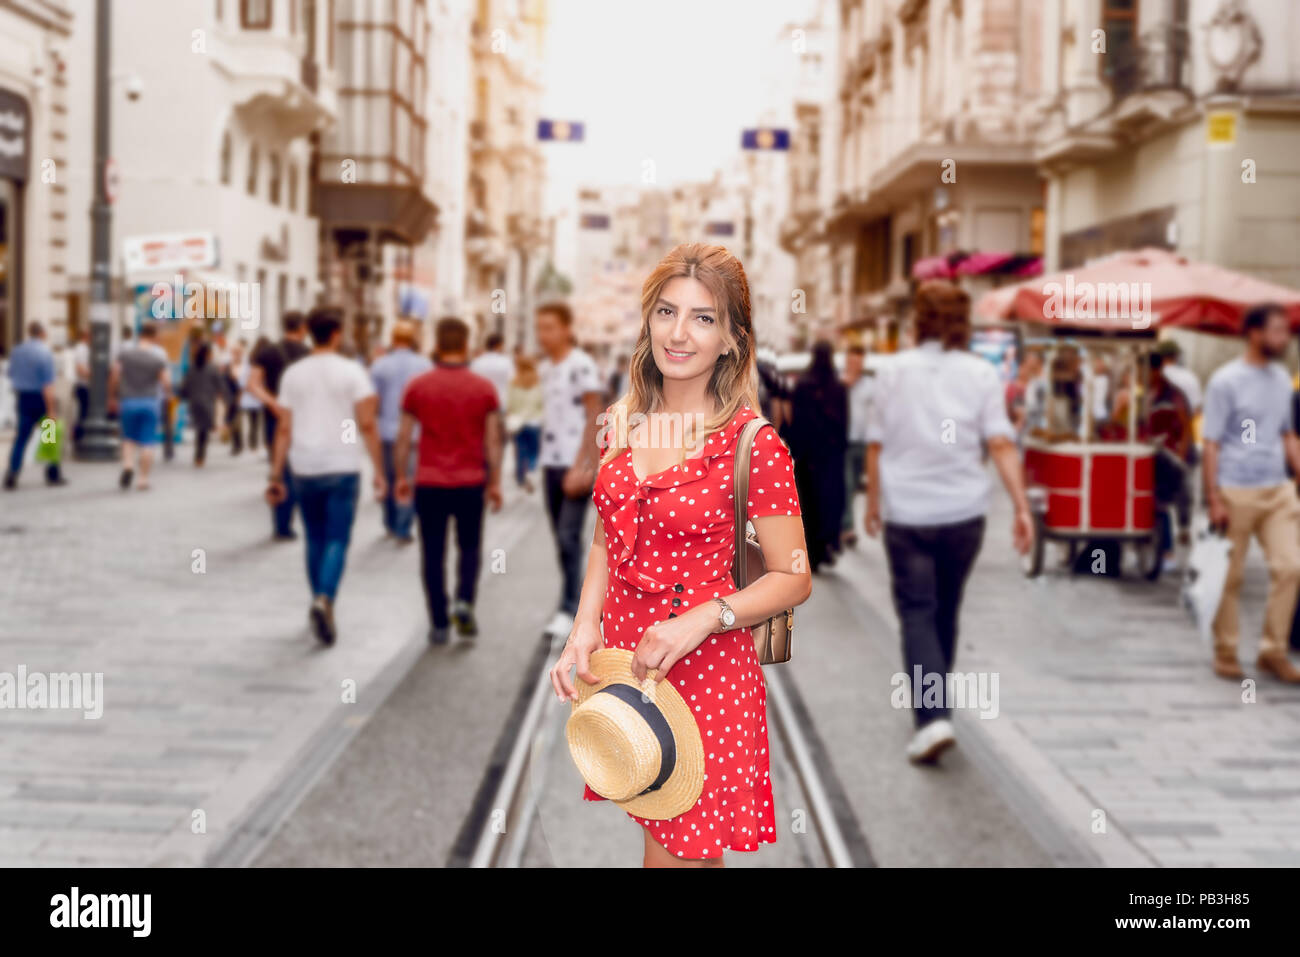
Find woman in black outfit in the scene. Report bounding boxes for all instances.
[179,342,231,466]
[789,340,848,572]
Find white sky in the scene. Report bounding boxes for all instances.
[538,0,812,219]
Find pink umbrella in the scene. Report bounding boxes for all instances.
[993,248,1300,334]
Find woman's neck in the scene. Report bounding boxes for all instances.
[659,372,716,418]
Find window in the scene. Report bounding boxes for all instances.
[247,144,259,196]
[219,130,232,185]
[241,0,271,29]
[1102,0,1140,95]
[215,0,224,23]
[269,152,282,205]
[287,162,298,212]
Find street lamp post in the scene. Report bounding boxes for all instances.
[76,0,118,460]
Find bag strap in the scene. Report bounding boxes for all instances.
[731,416,768,587]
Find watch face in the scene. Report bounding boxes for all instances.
[722,608,735,627]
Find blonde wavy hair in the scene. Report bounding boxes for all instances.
[599,243,762,468]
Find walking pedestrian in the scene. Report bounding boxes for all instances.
[547,242,811,868]
[178,341,231,467]
[394,317,503,644]
[236,337,266,454]
[506,354,543,493]
[841,343,873,549]
[789,340,848,572]
[1145,352,1192,565]
[227,340,247,455]
[265,307,385,646]
[248,312,310,540]
[4,321,65,490]
[369,319,431,543]
[536,301,605,636]
[865,281,1033,764]
[1202,303,1300,683]
[469,331,512,409]
[109,321,172,491]
[71,328,90,444]
[1005,347,1044,444]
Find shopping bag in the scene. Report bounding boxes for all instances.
[33,417,63,465]
[1181,520,1231,644]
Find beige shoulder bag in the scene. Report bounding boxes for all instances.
[730,417,794,665]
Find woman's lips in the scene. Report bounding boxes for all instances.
[664,348,694,361]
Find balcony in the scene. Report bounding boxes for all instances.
[1105,23,1191,102]
[210,29,335,138]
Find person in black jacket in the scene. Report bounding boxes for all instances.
[789,340,849,572]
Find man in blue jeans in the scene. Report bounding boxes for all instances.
[369,319,431,543]
[248,313,311,540]
[266,308,385,645]
[4,321,64,490]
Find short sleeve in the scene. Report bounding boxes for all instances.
[864,366,888,444]
[1201,375,1229,445]
[746,425,801,517]
[401,377,421,418]
[351,363,376,403]
[577,354,602,395]
[484,379,500,412]
[978,368,1016,441]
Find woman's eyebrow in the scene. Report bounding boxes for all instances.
[655,298,714,314]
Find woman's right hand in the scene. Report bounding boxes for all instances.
[549,619,604,703]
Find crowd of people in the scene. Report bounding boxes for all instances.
[7,286,1300,712]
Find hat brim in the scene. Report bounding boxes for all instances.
[568,648,705,821]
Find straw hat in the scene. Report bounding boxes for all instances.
[566,648,705,821]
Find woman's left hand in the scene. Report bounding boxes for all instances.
[630,605,714,684]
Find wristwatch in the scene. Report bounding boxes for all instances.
[713,597,736,630]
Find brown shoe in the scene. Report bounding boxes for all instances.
[1257,652,1300,684]
[1213,654,1244,680]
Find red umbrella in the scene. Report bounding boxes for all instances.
[975,248,1300,334]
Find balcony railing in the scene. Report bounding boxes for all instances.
[1105,23,1190,101]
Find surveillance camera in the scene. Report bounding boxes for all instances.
[125,75,143,101]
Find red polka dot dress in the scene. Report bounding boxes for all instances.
[584,402,802,859]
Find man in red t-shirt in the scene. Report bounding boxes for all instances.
[395,317,504,644]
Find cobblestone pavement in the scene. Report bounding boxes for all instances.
[832,491,1300,867]
[4,429,1294,867]
[0,437,542,866]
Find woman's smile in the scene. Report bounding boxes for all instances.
[663,347,694,362]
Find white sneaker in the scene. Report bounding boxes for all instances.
[545,611,575,638]
[906,719,956,764]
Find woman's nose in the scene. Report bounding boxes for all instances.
[670,316,690,342]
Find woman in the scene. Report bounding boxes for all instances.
[506,354,543,493]
[788,341,848,572]
[548,243,812,868]
[237,337,267,455]
[179,341,230,466]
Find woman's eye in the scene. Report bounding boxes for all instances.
[657,306,673,317]
[696,315,714,324]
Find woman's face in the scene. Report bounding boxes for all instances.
[649,276,728,385]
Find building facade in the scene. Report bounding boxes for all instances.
[465,0,549,353]
[1033,0,1300,291]
[63,0,336,353]
[0,0,72,352]
[826,0,1046,345]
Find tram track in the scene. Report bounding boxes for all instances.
[463,631,872,868]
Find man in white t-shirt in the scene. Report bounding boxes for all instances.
[865,281,1032,766]
[469,332,513,409]
[267,307,384,646]
[535,301,603,635]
